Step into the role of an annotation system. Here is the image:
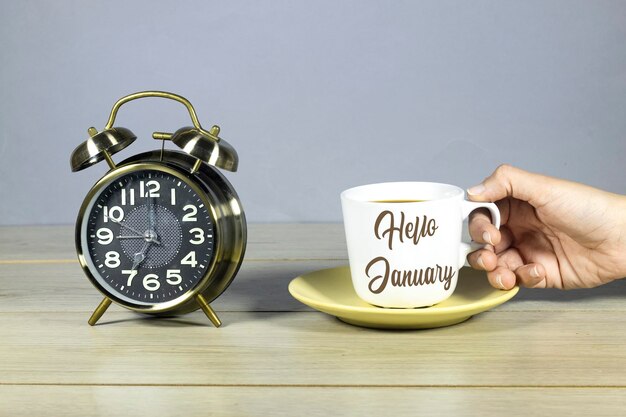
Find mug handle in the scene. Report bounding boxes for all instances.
[459,201,501,268]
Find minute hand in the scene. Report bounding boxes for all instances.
[148,196,156,231]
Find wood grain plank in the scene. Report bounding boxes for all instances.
[0,386,624,417]
[501,282,626,311]
[0,224,348,262]
[1,311,624,386]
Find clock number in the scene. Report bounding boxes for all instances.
[103,206,124,222]
[181,251,197,268]
[140,180,160,198]
[189,228,205,245]
[105,251,120,268]
[166,269,182,285]
[121,189,135,206]
[170,189,176,205]
[182,205,197,222]
[122,270,138,286]
[143,273,160,291]
[96,228,113,245]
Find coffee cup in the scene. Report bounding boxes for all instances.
[340,182,500,308]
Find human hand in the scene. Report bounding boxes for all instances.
[465,165,626,289]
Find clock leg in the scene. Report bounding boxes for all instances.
[88,297,112,326]
[196,294,222,328]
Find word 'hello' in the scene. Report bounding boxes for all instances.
[374,210,438,250]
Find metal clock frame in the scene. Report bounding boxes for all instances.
[76,153,246,328]
[71,91,246,328]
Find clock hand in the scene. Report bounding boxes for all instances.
[131,241,151,271]
[116,235,162,245]
[107,217,144,236]
[146,194,162,246]
[147,195,156,231]
[148,236,161,245]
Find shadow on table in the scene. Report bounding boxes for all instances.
[89,262,346,328]
[214,260,346,313]
[511,278,626,304]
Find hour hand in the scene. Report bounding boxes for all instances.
[131,253,145,271]
[131,241,150,271]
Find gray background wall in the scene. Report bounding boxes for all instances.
[0,0,624,226]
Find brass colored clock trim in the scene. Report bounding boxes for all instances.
[71,91,239,173]
[76,162,227,318]
[104,91,217,140]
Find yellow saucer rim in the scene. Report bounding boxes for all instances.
[288,266,519,316]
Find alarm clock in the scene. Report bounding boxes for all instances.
[70,91,246,328]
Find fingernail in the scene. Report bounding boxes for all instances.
[477,256,486,270]
[496,274,505,290]
[467,183,486,196]
[482,231,494,246]
[530,266,540,278]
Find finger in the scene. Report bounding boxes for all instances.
[466,248,498,271]
[496,247,525,271]
[487,266,516,290]
[488,248,526,290]
[495,198,511,226]
[494,226,514,254]
[468,209,501,246]
[514,263,547,288]
[466,164,554,207]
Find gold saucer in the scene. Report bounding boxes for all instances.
[288,266,518,329]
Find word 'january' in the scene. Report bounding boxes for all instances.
[366,257,455,293]
[365,210,455,294]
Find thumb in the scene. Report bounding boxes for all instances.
[466,164,551,206]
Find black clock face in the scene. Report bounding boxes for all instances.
[81,168,215,305]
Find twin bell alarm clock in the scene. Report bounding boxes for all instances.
[70,91,246,328]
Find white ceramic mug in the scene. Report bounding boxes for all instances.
[340,182,500,308]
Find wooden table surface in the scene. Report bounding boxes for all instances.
[1,224,625,416]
